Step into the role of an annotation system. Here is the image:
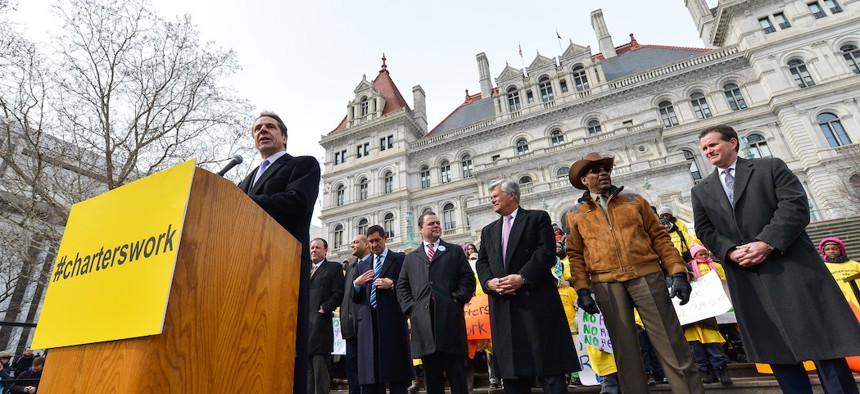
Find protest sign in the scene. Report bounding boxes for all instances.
[671,270,733,325]
[577,310,613,353]
[464,294,491,340]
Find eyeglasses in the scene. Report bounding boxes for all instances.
[587,166,612,174]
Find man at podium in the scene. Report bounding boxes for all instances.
[238,111,321,394]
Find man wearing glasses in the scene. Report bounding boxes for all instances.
[564,152,703,394]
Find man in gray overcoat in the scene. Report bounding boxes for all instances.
[396,212,475,394]
[692,125,860,393]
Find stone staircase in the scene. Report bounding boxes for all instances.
[329,363,860,393]
[807,216,860,258]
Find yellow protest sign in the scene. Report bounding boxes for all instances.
[32,160,196,349]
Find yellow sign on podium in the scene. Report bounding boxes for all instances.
[32,160,196,349]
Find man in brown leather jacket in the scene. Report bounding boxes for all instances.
[565,152,703,394]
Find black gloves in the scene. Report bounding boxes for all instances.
[576,289,600,315]
[669,273,692,305]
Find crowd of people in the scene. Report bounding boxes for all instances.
[0,349,44,393]
[236,114,859,394]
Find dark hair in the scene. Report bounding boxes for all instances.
[255,111,288,141]
[699,125,739,152]
[33,356,45,368]
[311,237,328,249]
[366,225,386,238]
[418,211,437,227]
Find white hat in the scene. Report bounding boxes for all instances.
[658,206,673,216]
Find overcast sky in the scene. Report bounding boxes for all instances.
[16,0,713,167]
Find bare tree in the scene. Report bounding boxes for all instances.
[0,0,253,351]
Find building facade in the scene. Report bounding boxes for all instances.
[319,0,860,261]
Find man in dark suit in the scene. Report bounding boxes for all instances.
[307,238,345,394]
[692,125,860,393]
[476,179,579,394]
[341,235,371,394]
[396,212,475,394]
[237,111,320,394]
[352,225,412,394]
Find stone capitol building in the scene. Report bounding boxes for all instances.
[319,0,860,261]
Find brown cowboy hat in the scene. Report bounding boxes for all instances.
[568,152,615,190]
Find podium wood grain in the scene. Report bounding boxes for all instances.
[38,168,300,393]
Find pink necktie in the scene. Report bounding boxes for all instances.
[426,244,435,262]
[501,215,512,268]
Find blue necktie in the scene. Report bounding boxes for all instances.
[724,168,735,206]
[370,255,383,308]
[252,159,270,187]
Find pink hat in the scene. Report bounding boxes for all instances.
[818,237,845,258]
[689,244,708,259]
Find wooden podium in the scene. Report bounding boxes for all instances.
[38,168,301,393]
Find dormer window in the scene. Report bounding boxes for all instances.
[506,87,521,111]
[538,76,554,102]
[360,96,369,118]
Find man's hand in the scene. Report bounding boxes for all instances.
[669,273,692,305]
[729,242,770,267]
[576,289,600,315]
[353,270,374,286]
[496,274,525,295]
[374,277,394,290]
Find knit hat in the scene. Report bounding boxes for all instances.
[658,206,673,216]
[818,237,846,259]
[689,244,708,260]
[0,351,12,358]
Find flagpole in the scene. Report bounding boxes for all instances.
[518,42,527,77]
[556,29,564,55]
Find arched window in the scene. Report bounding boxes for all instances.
[360,96,369,117]
[421,207,433,216]
[506,87,521,111]
[442,203,456,230]
[556,167,569,179]
[461,154,473,178]
[333,224,344,248]
[690,92,712,119]
[658,101,679,127]
[682,149,702,181]
[335,184,345,206]
[515,138,529,155]
[384,213,395,237]
[519,176,533,186]
[358,177,368,200]
[724,83,747,110]
[587,119,602,135]
[357,218,369,236]
[788,59,815,88]
[440,160,452,183]
[383,171,393,194]
[842,44,860,74]
[420,166,431,189]
[538,76,554,102]
[550,129,565,145]
[817,112,852,147]
[572,65,589,91]
[747,134,772,158]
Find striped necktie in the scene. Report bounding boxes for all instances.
[426,243,435,262]
[370,254,383,308]
[723,168,735,206]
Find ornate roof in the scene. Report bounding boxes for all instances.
[329,55,411,134]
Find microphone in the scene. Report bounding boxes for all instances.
[216,155,243,176]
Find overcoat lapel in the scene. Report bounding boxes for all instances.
[702,169,734,216]
[731,158,754,206]
[430,245,446,263]
[505,210,526,272]
[249,154,288,195]
[491,218,504,273]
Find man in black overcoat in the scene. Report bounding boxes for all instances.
[307,238,345,394]
[397,212,475,394]
[352,225,412,394]
[341,235,371,394]
[237,111,320,394]
[476,179,579,394]
[692,125,860,393]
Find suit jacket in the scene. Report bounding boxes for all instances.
[475,208,579,378]
[308,259,344,355]
[340,255,368,340]
[396,239,475,358]
[237,153,320,393]
[352,249,412,384]
[692,156,860,363]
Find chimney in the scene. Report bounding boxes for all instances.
[412,85,428,133]
[685,0,715,47]
[476,52,493,99]
[591,9,617,59]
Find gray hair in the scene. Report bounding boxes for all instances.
[255,111,288,140]
[489,179,520,202]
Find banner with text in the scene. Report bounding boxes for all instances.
[32,160,196,349]
[671,270,733,326]
[577,310,613,353]
[464,294,491,340]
